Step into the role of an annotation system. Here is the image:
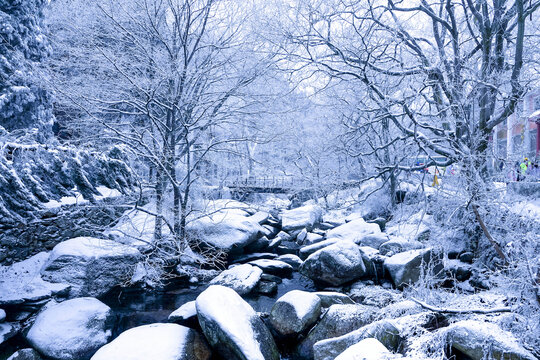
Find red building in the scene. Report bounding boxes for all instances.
[493,89,540,160]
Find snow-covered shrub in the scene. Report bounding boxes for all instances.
[0,143,136,223]
[0,0,54,142]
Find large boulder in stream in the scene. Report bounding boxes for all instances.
[300,241,366,286]
[269,290,322,338]
[6,349,42,360]
[384,248,442,288]
[335,338,393,360]
[325,218,383,247]
[168,301,198,328]
[0,253,70,307]
[209,264,263,295]
[313,319,401,360]
[40,237,142,297]
[26,297,114,360]
[295,304,378,360]
[196,285,279,360]
[281,204,323,231]
[187,213,264,254]
[444,320,536,360]
[248,259,294,277]
[91,323,211,360]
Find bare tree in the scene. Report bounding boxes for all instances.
[281,0,539,185]
[47,0,275,252]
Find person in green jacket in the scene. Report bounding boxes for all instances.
[520,158,531,178]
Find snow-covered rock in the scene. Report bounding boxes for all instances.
[40,237,142,297]
[168,301,197,327]
[249,211,270,225]
[281,204,323,231]
[300,241,366,286]
[384,248,442,288]
[314,292,355,308]
[296,228,308,243]
[298,239,339,260]
[444,320,536,360]
[348,284,402,308]
[196,285,279,360]
[248,259,294,277]
[379,237,423,256]
[378,300,423,319]
[444,259,472,281]
[244,236,271,253]
[269,290,322,337]
[0,252,70,306]
[6,348,42,360]
[262,224,280,238]
[295,304,378,360]
[386,223,430,243]
[209,264,262,295]
[187,213,264,254]
[334,338,394,360]
[0,309,5,322]
[1,323,19,346]
[26,297,114,360]
[276,254,303,270]
[230,252,277,264]
[91,323,211,360]
[303,232,324,245]
[325,218,382,246]
[313,319,401,360]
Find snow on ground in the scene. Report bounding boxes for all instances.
[0,252,69,305]
[506,198,540,221]
[105,205,164,250]
[43,186,122,209]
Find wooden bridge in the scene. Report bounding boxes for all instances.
[221,177,312,194]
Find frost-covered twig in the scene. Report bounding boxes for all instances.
[410,298,512,314]
[471,203,509,265]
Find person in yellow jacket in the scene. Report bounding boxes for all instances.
[520,158,531,177]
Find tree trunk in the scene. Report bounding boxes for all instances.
[154,168,164,242]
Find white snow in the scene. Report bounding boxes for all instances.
[507,198,540,220]
[105,205,166,250]
[209,264,263,295]
[0,252,69,305]
[335,338,393,360]
[196,285,265,360]
[26,297,112,359]
[168,301,197,322]
[43,186,122,209]
[91,323,199,360]
[95,186,122,200]
[326,218,381,242]
[45,237,141,260]
[43,194,88,208]
[276,290,321,320]
[281,204,323,231]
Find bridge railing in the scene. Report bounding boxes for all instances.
[221,176,311,190]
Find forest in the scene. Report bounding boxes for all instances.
[0,0,539,359]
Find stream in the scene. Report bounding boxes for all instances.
[101,271,318,339]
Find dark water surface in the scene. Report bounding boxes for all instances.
[101,271,318,338]
[1,272,316,360]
